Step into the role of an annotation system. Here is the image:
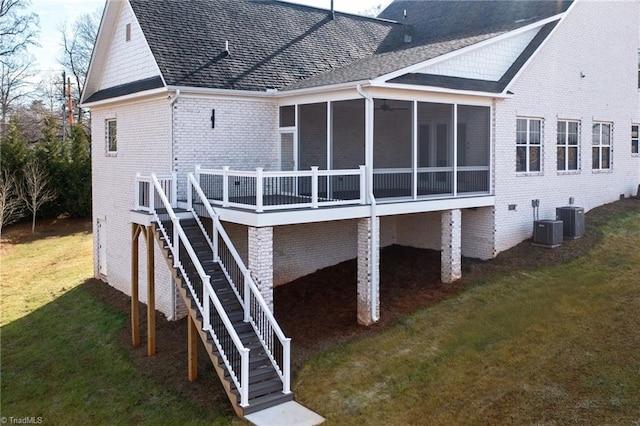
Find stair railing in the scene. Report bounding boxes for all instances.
[188,172,292,394]
[149,174,251,407]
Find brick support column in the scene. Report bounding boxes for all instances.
[357,217,379,326]
[441,209,462,283]
[248,226,274,312]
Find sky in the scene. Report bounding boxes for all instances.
[28,0,393,77]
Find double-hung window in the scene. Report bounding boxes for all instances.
[557,120,580,171]
[592,122,612,170]
[516,117,542,173]
[106,119,117,155]
[632,125,639,154]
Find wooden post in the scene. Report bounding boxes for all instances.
[131,224,141,347]
[188,315,198,382]
[146,225,156,356]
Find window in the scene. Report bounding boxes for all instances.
[126,23,131,42]
[633,125,639,154]
[557,120,580,171]
[516,118,542,173]
[106,119,117,154]
[592,122,612,170]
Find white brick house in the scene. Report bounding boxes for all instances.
[82,0,640,330]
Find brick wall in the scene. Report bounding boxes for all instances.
[91,96,177,317]
[173,96,279,196]
[493,0,640,253]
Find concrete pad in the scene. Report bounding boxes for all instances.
[245,401,325,426]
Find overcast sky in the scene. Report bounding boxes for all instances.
[29,0,393,76]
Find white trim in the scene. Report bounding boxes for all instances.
[370,82,513,99]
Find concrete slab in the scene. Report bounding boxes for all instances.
[244,401,325,426]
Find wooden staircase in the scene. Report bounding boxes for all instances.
[154,213,293,417]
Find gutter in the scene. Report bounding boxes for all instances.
[356,84,379,323]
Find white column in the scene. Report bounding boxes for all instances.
[441,209,462,283]
[357,217,379,325]
[248,226,274,312]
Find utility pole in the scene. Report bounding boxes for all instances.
[62,71,67,141]
[67,77,74,128]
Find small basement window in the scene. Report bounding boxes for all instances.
[632,124,639,154]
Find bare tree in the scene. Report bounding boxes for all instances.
[59,11,100,124]
[18,158,55,233]
[0,0,39,58]
[0,169,22,237]
[358,3,385,18]
[1,55,35,138]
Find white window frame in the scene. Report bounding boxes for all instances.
[557,119,580,172]
[632,124,639,155]
[592,122,612,171]
[106,119,117,155]
[516,117,543,174]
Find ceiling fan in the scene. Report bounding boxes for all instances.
[375,99,410,112]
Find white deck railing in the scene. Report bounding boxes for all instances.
[143,173,251,407]
[195,165,367,213]
[135,172,178,211]
[187,173,291,394]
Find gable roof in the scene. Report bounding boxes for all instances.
[83,0,573,103]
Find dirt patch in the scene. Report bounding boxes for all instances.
[83,197,640,410]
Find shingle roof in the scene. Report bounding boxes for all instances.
[84,76,164,103]
[88,0,572,100]
[129,0,400,91]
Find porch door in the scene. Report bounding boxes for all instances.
[97,218,107,276]
[279,130,296,171]
[279,130,297,195]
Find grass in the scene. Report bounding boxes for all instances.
[295,209,640,425]
[1,207,639,425]
[0,221,240,425]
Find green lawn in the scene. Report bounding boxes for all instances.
[1,206,639,425]
[295,209,640,424]
[0,223,241,425]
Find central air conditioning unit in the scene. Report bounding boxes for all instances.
[532,219,563,248]
[556,206,585,239]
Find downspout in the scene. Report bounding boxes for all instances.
[167,89,180,320]
[356,84,379,323]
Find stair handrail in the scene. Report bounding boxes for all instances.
[150,174,251,407]
[188,172,292,394]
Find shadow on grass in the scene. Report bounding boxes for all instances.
[0,278,237,425]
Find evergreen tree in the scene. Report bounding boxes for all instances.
[65,124,91,217]
[0,116,31,176]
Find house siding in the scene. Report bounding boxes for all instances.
[99,1,161,90]
[91,97,176,316]
[420,26,540,81]
[493,0,640,253]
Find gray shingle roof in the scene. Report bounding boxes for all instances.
[88,0,572,100]
[129,0,400,91]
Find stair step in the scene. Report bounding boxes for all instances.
[242,391,295,416]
